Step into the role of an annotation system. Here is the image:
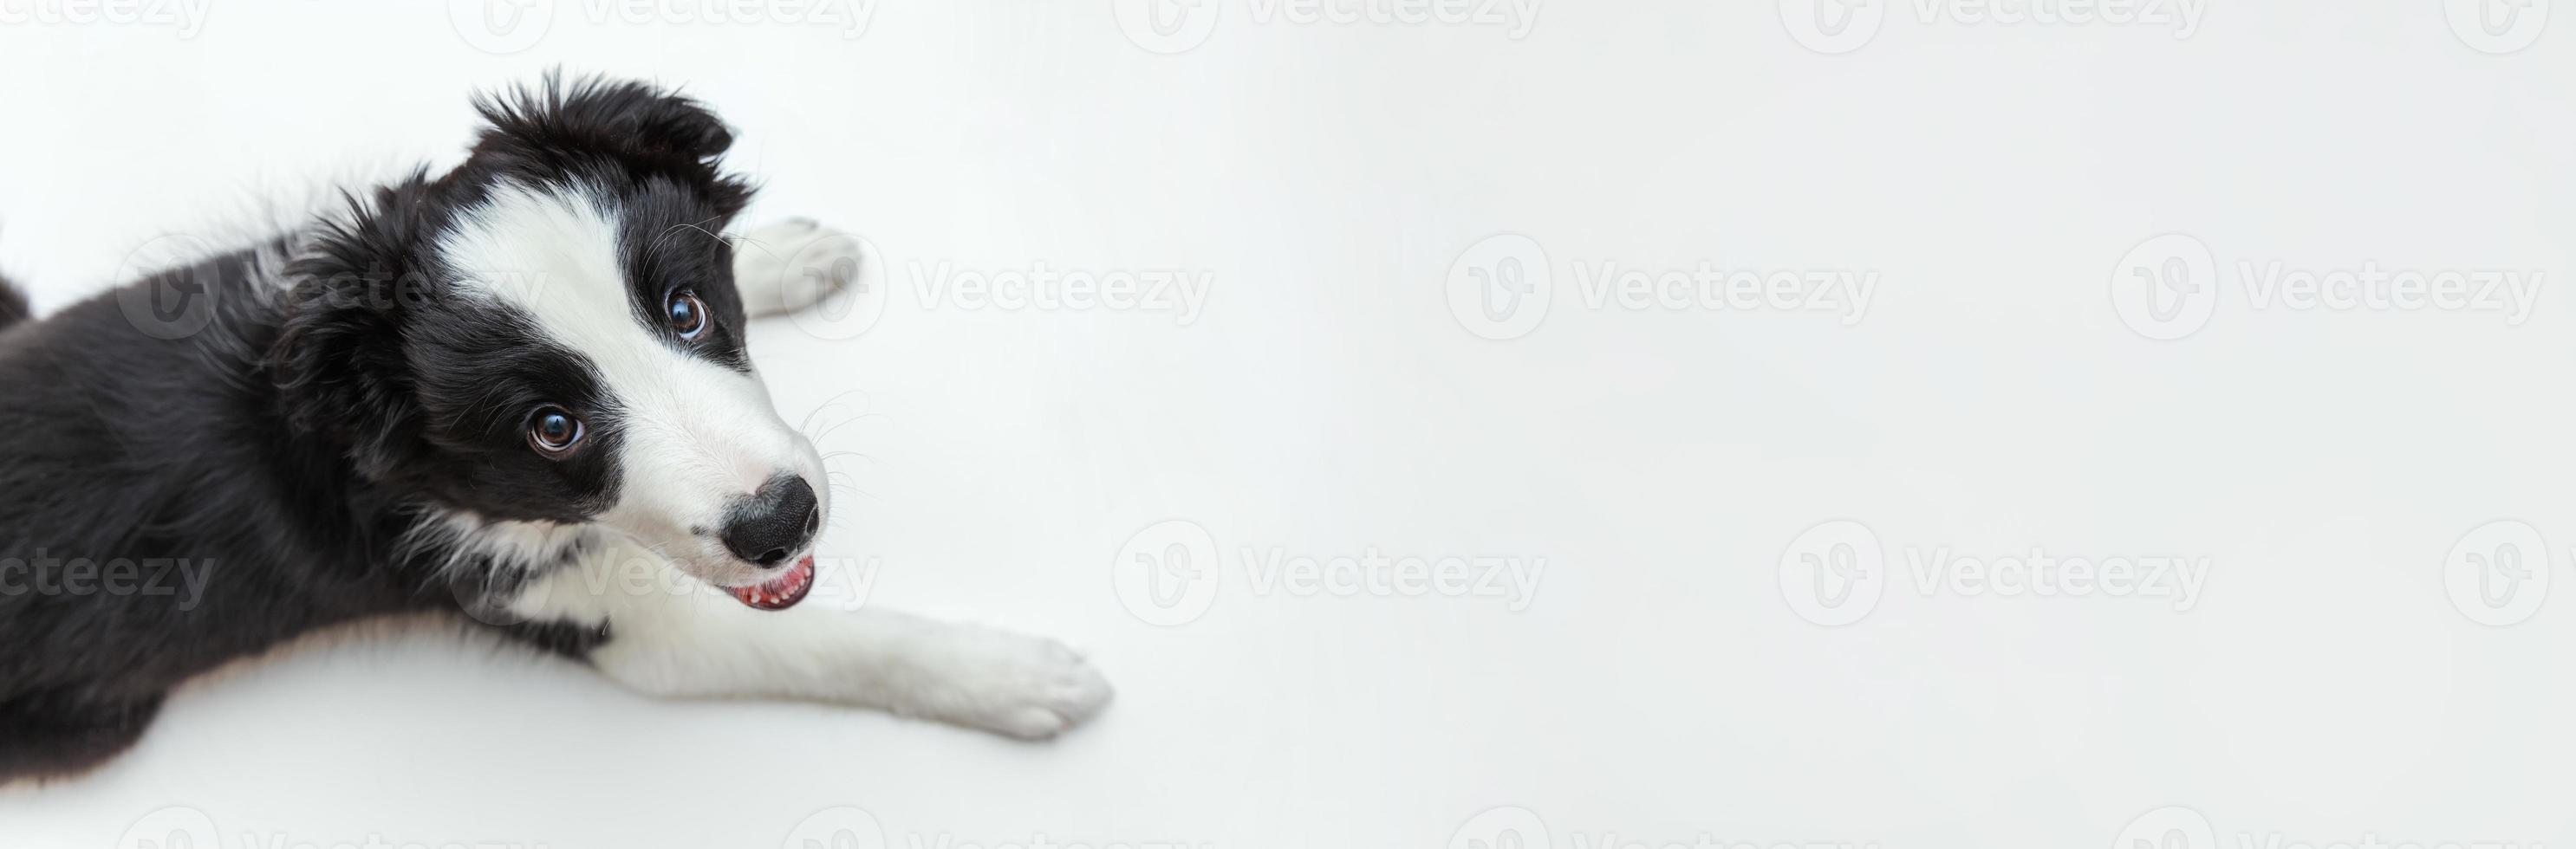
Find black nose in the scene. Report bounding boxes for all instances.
[719,475,820,568]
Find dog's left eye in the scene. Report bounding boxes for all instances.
[665,290,707,339]
[527,405,584,457]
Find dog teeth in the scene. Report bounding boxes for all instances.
[732,559,813,609]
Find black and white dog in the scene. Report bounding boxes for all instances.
[0,76,1110,784]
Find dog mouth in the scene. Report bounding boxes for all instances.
[729,554,815,611]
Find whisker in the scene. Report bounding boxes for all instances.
[652,217,735,256]
[807,414,885,447]
[797,393,881,439]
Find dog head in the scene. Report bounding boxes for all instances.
[275,76,828,610]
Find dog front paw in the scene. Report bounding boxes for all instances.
[906,627,1114,740]
[732,218,866,317]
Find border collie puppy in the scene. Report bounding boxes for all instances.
[0,76,1110,784]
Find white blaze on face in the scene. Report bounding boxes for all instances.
[437,184,826,587]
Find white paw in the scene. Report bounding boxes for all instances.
[919,628,1115,740]
[732,217,866,317]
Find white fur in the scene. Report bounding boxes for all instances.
[507,541,1114,739]
[402,509,596,579]
[438,185,827,590]
[732,217,862,317]
[438,185,1112,739]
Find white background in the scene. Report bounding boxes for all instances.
[2,1,2573,846]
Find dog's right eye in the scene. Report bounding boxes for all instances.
[527,406,584,457]
[665,289,707,339]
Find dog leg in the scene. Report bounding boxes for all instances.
[732,218,865,317]
[0,267,29,329]
[0,691,166,784]
[502,543,1113,739]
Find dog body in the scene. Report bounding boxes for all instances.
[0,79,1109,784]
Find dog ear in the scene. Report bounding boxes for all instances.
[468,73,751,217]
[474,73,735,164]
[270,178,437,480]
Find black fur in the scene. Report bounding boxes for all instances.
[0,75,752,783]
[0,270,28,328]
